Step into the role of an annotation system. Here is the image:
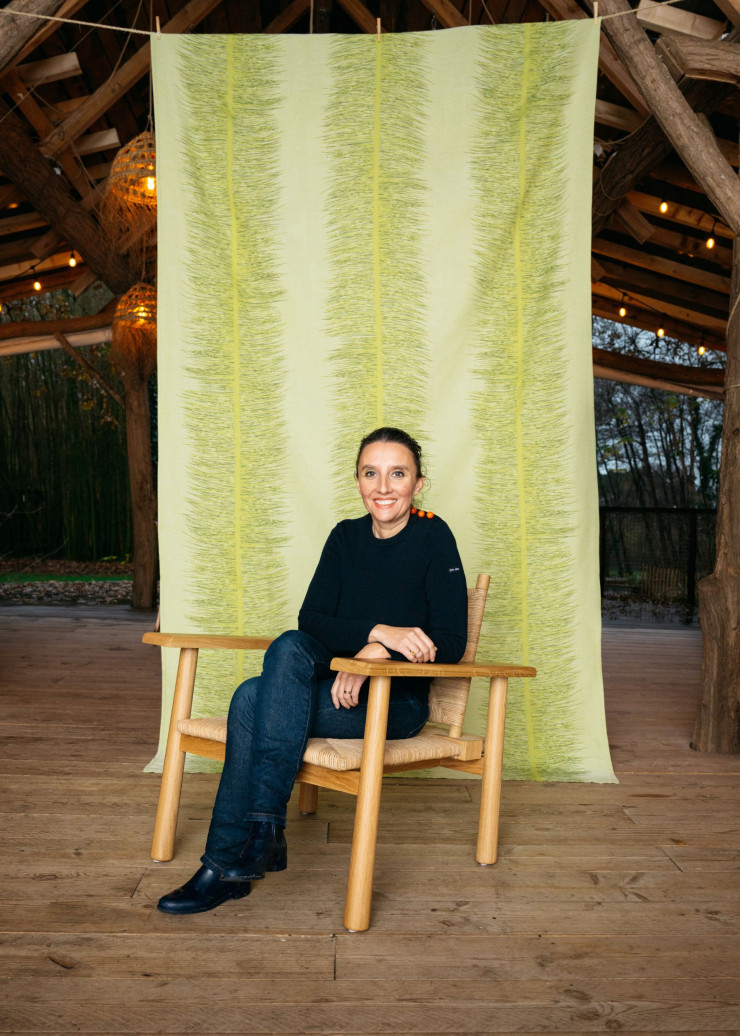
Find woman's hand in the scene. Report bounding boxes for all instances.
[368,624,437,663]
[330,642,391,709]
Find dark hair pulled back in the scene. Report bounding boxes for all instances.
[355,427,424,480]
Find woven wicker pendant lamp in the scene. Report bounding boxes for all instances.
[101,131,157,262]
[112,281,157,376]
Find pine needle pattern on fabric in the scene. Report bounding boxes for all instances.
[178,36,289,729]
[470,23,588,780]
[324,33,431,517]
[150,25,614,781]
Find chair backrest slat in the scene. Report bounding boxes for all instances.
[428,574,490,731]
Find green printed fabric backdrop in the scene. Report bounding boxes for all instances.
[149,21,616,783]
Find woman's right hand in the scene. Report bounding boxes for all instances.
[369,624,437,663]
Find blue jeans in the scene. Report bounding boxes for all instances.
[202,630,429,870]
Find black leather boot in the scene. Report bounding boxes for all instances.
[157,865,252,914]
[221,822,287,882]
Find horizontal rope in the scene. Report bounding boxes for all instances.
[0,6,150,36]
[0,0,716,37]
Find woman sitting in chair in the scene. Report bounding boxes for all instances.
[158,425,468,914]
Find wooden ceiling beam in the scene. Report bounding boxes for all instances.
[0,247,81,281]
[593,280,728,335]
[593,346,724,399]
[656,37,740,87]
[417,0,468,28]
[9,1,89,70]
[0,326,111,358]
[592,0,740,235]
[595,99,643,133]
[264,0,311,32]
[0,0,70,74]
[42,0,225,162]
[0,211,45,237]
[0,95,134,294]
[635,0,726,41]
[74,128,120,156]
[0,234,37,264]
[592,22,740,237]
[1,69,91,198]
[15,51,81,86]
[713,0,740,25]
[0,308,115,342]
[595,256,728,319]
[335,0,386,33]
[592,292,726,352]
[593,237,731,295]
[646,223,733,269]
[537,0,648,115]
[613,200,654,245]
[627,189,733,242]
[0,265,83,302]
[311,0,334,33]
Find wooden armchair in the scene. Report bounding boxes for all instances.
[143,574,536,931]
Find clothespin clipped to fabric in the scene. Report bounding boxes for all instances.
[155,15,161,38]
[593,2,599,21]
[377,17,381,40]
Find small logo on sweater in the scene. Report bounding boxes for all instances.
[449,567,460,573]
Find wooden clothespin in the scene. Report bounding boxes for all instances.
[155,15,161,38]
[593,2,599,20]
[377,17,381,40]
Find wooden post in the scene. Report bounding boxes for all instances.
[124,361,157,610]
[694,238,740,753]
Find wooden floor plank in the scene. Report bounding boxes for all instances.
[0,608,739,1033]
[3,999,740,1033]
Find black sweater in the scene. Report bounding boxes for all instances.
[298,512,468,697]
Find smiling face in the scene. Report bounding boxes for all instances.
[355,441,424,539]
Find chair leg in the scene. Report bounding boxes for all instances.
[299,782,319,814]
[150,647,199,862]
[343,674,391,933]
[476,676,508,865]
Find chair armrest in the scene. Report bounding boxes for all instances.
[330,658,536,679]
[142,632,274,651]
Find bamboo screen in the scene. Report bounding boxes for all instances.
[149,22,615,782]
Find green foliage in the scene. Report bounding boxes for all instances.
[0,290,130,561]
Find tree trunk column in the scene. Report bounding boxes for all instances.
[124,363,158,610]
[695,237,740,753]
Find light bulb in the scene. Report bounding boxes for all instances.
[698,345,706,356]
[146,176,155,192]
[619,305,627,318]
[657,326,665,338]
[659,201,669,214]
[68,253,77,267]
[706,235,715,249]
[33,280,42,291]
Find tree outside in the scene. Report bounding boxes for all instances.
[594,317,724,624]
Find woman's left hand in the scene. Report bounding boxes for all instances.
[331,670,366,709]
[330,642,391,709]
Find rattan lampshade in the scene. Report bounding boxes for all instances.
[112,282,157,376]
[102,132,157,267]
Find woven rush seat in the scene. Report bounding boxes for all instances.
[178,715,227,743]
[177,716,477,770]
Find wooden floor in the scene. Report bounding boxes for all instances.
[1,606,739,1034]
